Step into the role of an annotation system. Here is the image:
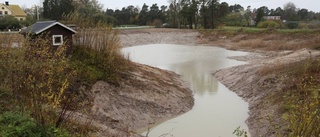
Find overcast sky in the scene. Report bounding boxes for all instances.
[4,0,320,12]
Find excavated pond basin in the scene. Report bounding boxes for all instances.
[122,44,249,137]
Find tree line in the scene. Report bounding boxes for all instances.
[1,0,320,31]
[82,0,320,29]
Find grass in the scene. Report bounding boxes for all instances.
[199,26,320,51]
[249,41,320,136]
[0,33,23,44]
[0,20,130,136]
[260,58,320,136]
[72,27,130,85]
[0,112,70,137]
[200,26,320,36]
[220,26,264,33]
[113,25,155,30]
[237,39,266,49]
[214,26,320,34]
[200,26,320,136]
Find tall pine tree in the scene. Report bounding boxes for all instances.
[43,0,74,20]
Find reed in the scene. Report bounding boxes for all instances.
[0,12,130,136]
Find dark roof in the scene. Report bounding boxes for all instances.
[21,21,77,35]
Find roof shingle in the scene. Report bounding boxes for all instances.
[21,21,77,35]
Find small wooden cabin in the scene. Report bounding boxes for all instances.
[20,21,77,52]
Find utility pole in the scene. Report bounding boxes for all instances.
[35,5,40,21]
[37,5,40,20]
[38,0,44,20]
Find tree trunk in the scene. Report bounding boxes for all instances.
[195,15,198,29]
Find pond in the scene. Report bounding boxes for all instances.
[122,44,249,137]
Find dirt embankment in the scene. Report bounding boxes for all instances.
[120,28,199,47]
[88,28,319,136]
[200,32,320,136]
[215,50,320,136]
[87,29,199,136]
[89,64,194,136]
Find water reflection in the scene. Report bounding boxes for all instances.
[122,44,249,137]
[169,60,219,96]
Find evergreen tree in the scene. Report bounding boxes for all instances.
[139,4,149,25]
[255,7,265,26]
[43,0,74,20]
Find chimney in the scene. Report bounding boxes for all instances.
[5,1,9,6]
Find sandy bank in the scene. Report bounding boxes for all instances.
[214,49,320,136]
[87,29,199,136]
[89,28,319,136]
[120,28,199,47]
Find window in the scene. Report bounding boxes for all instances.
[4,11,7,15]
[0,11,2,15]
[52,35,63,46]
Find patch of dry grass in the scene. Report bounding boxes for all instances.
[1,14,131,136]
[262,34,280,41]
[231,34,248,42]
[233,34,320,51]
[72,27,131,84]
[237,39,267,49]
[310,35,320,49]
[257,62,288,76]
[199,28,320,51]
[0,33,23,48]
[281,59,320,136]
[257,57,320,136]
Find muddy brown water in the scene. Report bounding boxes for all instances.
[122,44,250,137]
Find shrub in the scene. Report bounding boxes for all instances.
[71,46,112,82]
[281,59,320,136]
[153,19,163,28]
[286,22,299,29]
[0,112,70,137]
[0,36,94,136]
[257,20,280,29]
[72,27,130,85]
[65,11,130,84]
[307,21,320,29]
[0,15,21,31]
[0,37,82,127]
[298,22,309,29]
[298,21,320,29]
[237,39,266,49]
[0,12,130,136]
[223,12,246,26]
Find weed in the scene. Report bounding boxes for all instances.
[72,27,130,85]
[199,27,320,51]
[233,126,248,137]
[259,58,320,136]
[0,15,129,136]
[0,111,70,137]
[237,39,266,49]
[280,58,320,136]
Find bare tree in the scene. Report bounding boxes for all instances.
[283,2,297,20]
[167,0,180,28]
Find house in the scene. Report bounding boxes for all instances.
[263,16,281,21]
[20,21,77,53]
[0,1,27,21]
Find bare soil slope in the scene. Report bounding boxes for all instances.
[88,28,319,136]
[215,49,320,136]
[90,64,194,136]
[120,28,199,47]
[88,29,198,136]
